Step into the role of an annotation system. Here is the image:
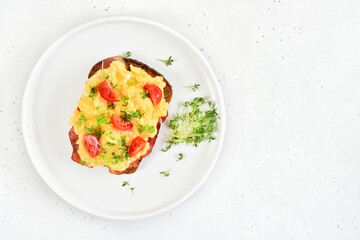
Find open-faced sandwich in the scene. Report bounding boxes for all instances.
[69,56,172,174]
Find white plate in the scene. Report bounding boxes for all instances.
[22,17,225,219]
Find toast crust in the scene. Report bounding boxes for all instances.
[69,56,172,174]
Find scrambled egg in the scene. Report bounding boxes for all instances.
[69,61,169,171]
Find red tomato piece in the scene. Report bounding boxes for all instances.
[144,84,162,105]
[129,136,146,158]
[99,80,118,102]
[83,135,100,157]
[111,114,133,131]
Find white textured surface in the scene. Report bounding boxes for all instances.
[1,0,360,239]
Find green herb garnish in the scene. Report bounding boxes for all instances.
[101,146,107,153]
[140,90,149,99]
[130,187,135,195]
[81,161,86,165]
[119,110,145,121]
[120,110,132,120]
[89,85,98,99]
[112,152,123,163]
[185,83,200,92]
[161,145,171,152]
[162,97,218,151]
[96,106,101,111]
[130,111,139,118]
[157,56,174,66]
[128,80,135,86]
[177,153,183,161]
[99,150,110,165]
[119,146,130,160]
[78,112,87,125]
[118,136,127,147]
[160,169,171,177]
[148,125,155,133]
[105,157,112,167]
[105,132,115,140]
[95,113,110,125]
[130,110,145,119]
[110,81,118,90]
[105,137,129,164]
[122,181,130,187]
[121,95,129,107]
[107,102,115,110]
[83,126,94,135]
[138,124,147,133]
[138,124,155,133]
[83,126,104,139]
[124,51,132,58]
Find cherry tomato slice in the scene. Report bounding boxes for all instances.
[144,84,162,105]
[111,114,133,131]
[83,135,100,157]
[129,136,146,158]
[99,80,118,102]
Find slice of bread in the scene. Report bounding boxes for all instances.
[69,56,172,174]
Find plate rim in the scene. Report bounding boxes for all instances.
[21,16,226,220]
